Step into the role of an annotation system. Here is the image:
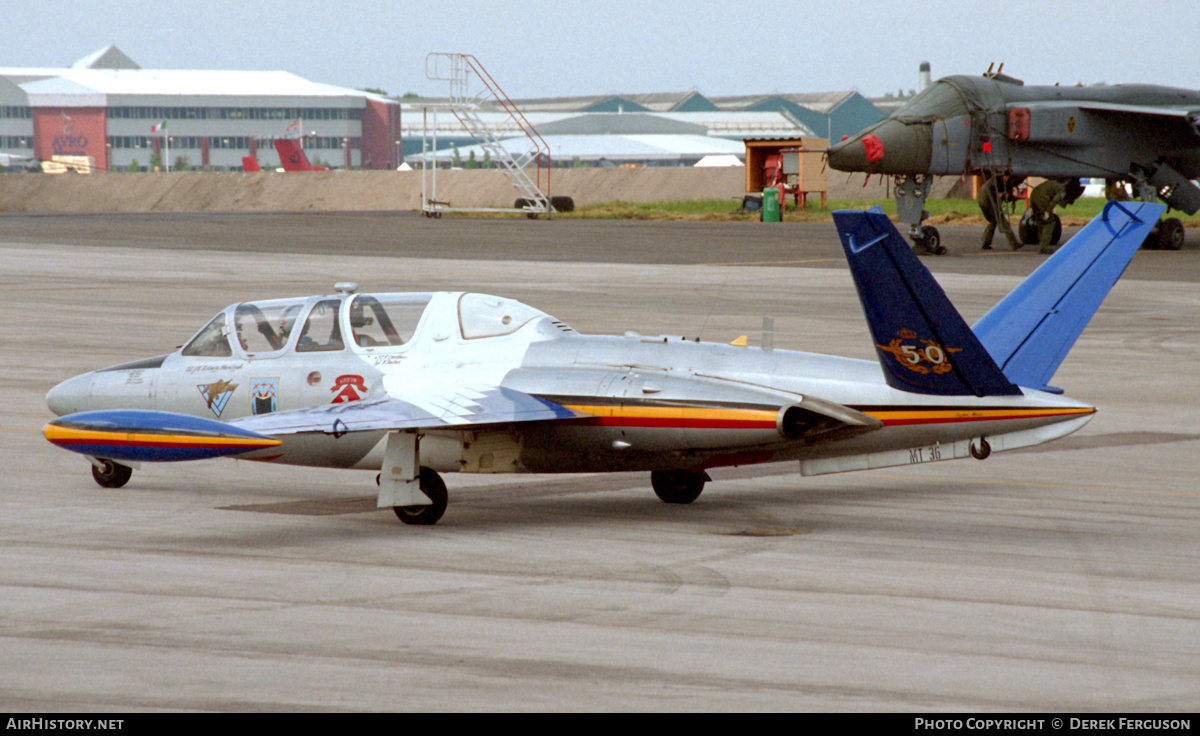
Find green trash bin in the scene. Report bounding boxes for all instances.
[762,188,781,222]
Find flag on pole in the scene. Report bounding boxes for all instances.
[286,118,301,132]
[150,120,167,133]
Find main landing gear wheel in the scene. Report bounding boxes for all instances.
[650,469,710,504]
[1157,217,1185,250]
[1018,212,1062,247]
[916,225,946,255]
[91,459,132,488]
[393,467,448,526]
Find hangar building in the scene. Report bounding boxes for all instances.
[0,45,400,171]
[402,89,885,167]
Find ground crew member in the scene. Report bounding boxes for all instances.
[978,175,1019,250]
[1030,178,1068,254]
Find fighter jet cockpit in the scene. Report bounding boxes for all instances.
[179,292,436,359]
[457,293,553,340]
[892,79,970,124]
[345,293,433,348]
[176,290,563,362]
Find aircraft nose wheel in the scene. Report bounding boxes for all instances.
[91,459,133,488]
[912,226,946,255]
[969,437,992,460]
[651,469,710,504]
[393,468,448,526]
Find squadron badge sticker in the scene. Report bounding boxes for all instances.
[250,377,279,415]
[197,379,238,417]
[877,328,962,375]
[331,375,367,403]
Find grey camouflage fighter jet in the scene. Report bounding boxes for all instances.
[827,68,1200,253]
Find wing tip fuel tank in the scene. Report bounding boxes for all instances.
[44,410,281,463]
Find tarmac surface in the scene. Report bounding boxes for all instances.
[3,212,1199,711]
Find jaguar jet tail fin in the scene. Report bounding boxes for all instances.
[972,200,1165,392]
[832,208,1022,397]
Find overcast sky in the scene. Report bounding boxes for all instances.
[10,0,1199,99]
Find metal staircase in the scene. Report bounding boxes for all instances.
[421,53,553,218]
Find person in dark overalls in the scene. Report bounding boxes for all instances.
[978,175,1020,250]
[1030,178,1084,254]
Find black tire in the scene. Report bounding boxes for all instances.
[1159,217,1185,250]
[1018,211,1061,245]
[92,459,132,488]
[1018,210,1038,245]
[969,437,992,460]
[921,226,946,255]
[550,195,575,213]
[393,468,448,526]
[650,469,709,504]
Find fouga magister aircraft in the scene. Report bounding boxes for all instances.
[43,202,1163,526]
[827,67,1200,253]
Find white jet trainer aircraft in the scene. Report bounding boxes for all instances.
[44,203,1164,526]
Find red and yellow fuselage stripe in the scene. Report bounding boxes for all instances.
[560,403,779,430]
[863,406,1095,426]
[557,401,1094,432]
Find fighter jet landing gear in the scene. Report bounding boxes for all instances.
[91,458,133,488]
[651,469,711,504]
[895,174,946,255]
[392,468,448,526]
[1018,211,1062,248]
[1145,217,1185,250]
[1133,173,1191,250]
[911,225,945,255]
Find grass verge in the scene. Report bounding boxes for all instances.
[557,198,1200,225]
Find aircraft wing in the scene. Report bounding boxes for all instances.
[1068,101,1199,120]
[1027,100,1200,139]
[231,385,589,436]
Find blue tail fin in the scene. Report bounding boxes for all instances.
[832,208,1022,397]
[972,200,1165,392]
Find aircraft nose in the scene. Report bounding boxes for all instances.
[46,373,94,416]
[826,119,932,176]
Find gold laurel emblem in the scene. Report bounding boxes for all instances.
[877,330,962,375]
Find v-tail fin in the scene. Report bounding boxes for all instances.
[832,208,1022,397]
[972,200,1165,392]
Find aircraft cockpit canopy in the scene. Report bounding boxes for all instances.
[347,293,432,348]
[893,81,969,123]
[458,293,549,339]
[182,311,234,358]
[180,293,437,358]
[237,299,307,354]
[175,291,561,358]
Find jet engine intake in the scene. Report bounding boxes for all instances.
[776,405,843,441]
[1147,163,1200,215]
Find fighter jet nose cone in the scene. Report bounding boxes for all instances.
[827,133,886,171]
[46,373,92,416]
[826,136,866,173]
[826,120,932,176]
